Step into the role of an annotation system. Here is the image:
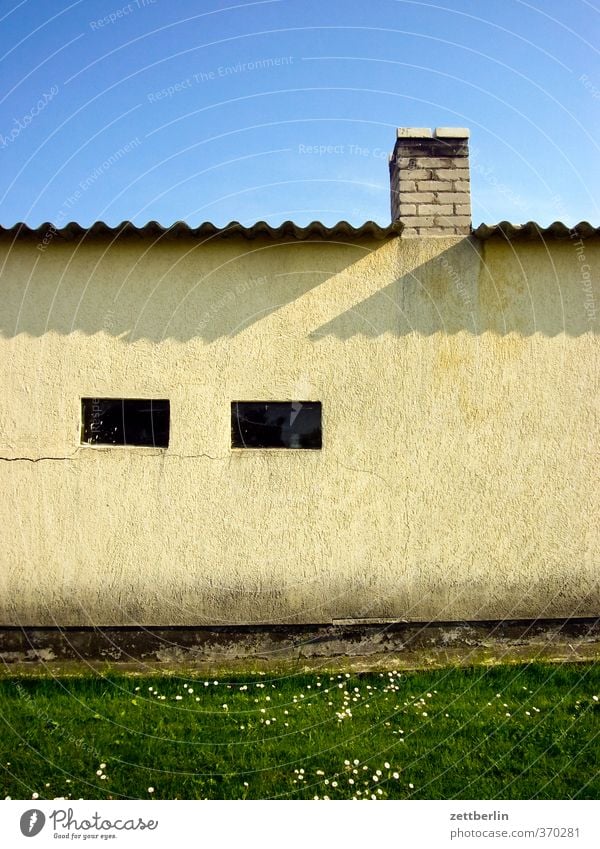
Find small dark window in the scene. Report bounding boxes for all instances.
[231,401,322,449]
[81,398,170,447]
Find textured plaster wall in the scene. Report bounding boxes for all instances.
[0,234,598,625]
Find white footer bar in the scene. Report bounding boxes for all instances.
[1,799,598,848]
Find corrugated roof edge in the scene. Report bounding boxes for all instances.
[473,221,599,240]
[0,219,402,242]
[0,220,598,242]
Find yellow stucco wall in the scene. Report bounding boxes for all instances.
[0,233,598,625]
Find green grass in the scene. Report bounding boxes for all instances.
[1,663,599,800]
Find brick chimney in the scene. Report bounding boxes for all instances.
[389,127,471,236]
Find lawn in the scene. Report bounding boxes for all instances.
[1,663,599,800]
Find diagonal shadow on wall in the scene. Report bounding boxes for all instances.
[0,238,382,343]
[0,236,597,341]
[309,238,599,339]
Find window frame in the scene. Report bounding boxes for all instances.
[231,400,323,450]
[80,397,170,448]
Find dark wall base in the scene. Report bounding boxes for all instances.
[1,618,599,665]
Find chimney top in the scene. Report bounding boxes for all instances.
[432,127,470,139]
[396,127,433,138]
[389,126,472,236]
[395,127,470,139]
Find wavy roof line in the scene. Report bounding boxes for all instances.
[0,219,399,242]
[0,219,598,242]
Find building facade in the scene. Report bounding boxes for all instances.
[0,129,598,628]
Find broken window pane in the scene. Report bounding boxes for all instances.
[231,401,322,449]
[81,398,170,447]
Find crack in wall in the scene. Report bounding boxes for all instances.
[0,452,230,462]
[0,453,81,463]
[335,460,394,491]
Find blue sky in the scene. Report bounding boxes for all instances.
[0,0,598,228]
